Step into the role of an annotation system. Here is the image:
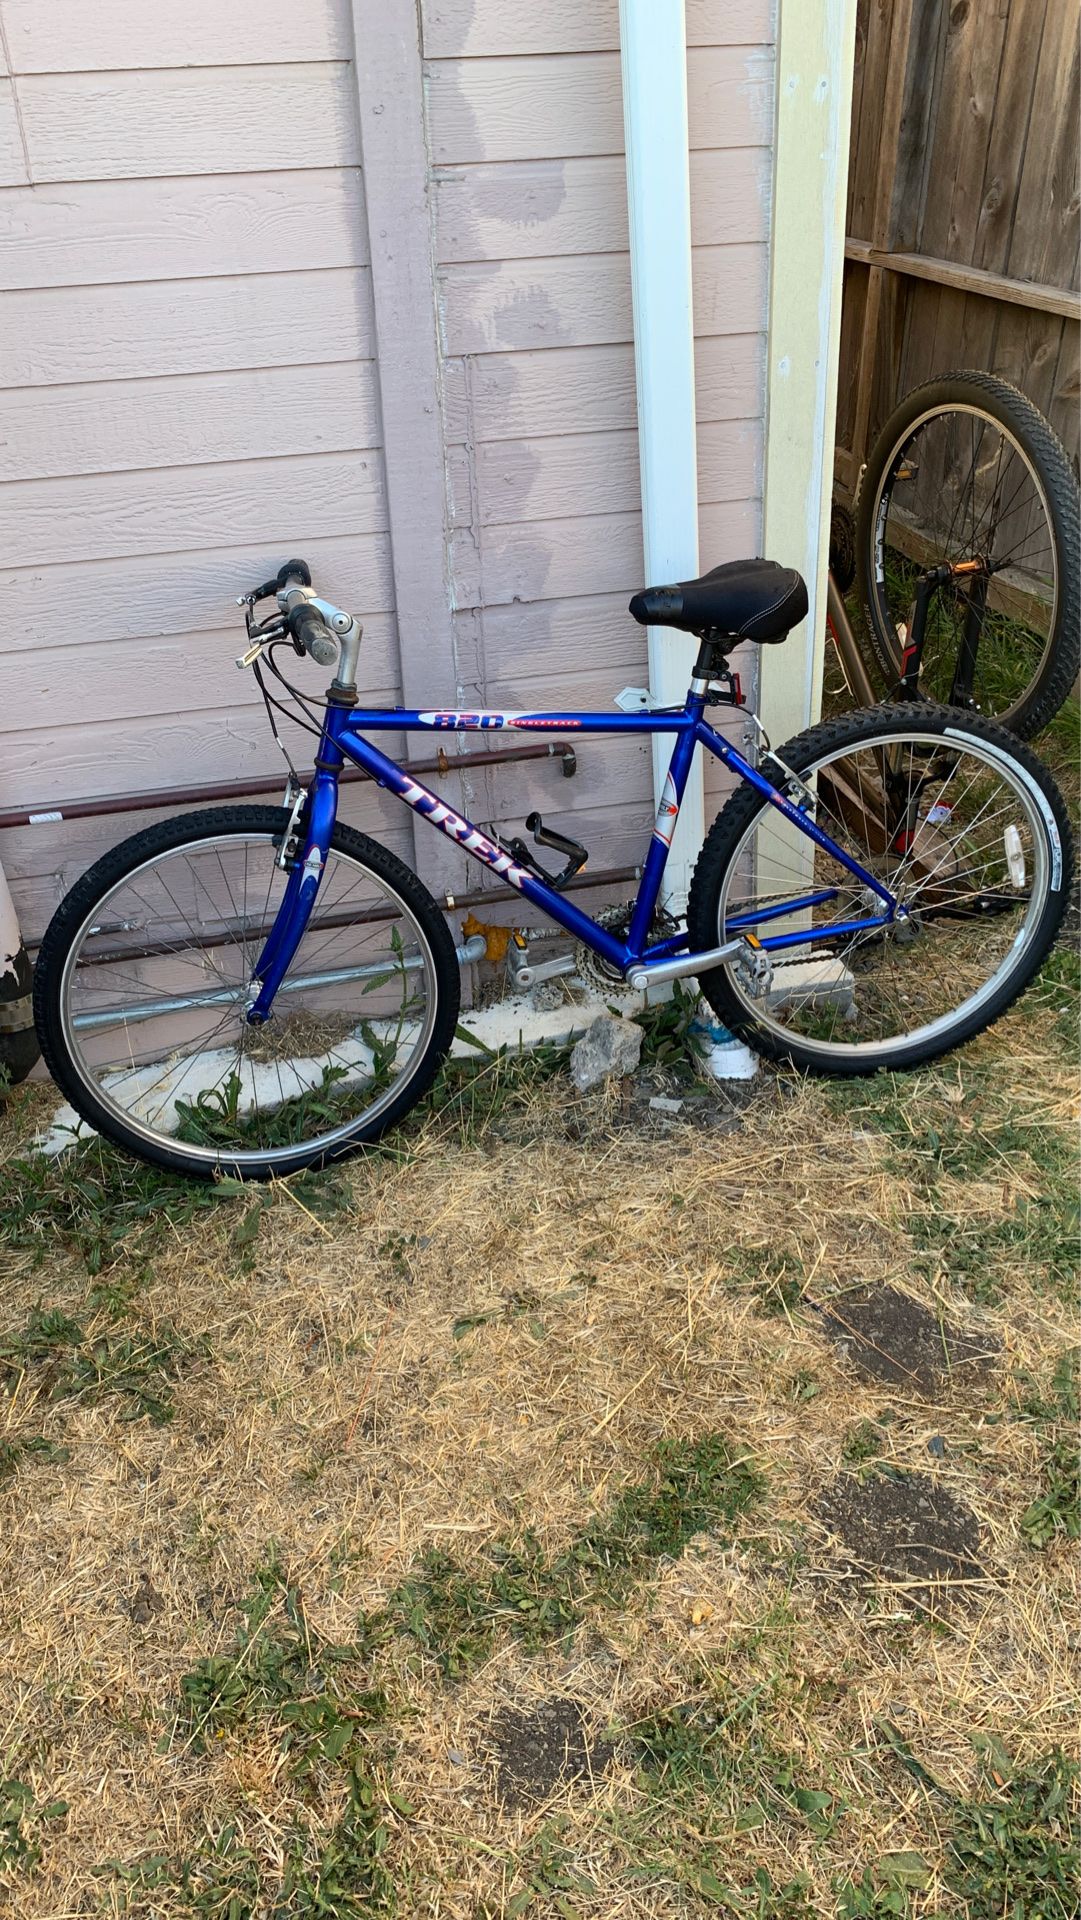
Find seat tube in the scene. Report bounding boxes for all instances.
[247,745,342,1023]
[628,704,703,951]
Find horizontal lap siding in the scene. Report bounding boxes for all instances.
[424,0,774,843]
[0,1,388,938]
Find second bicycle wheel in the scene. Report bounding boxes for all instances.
[33,807,461,1179]
[855,371,1080,737]
[687,704,1072,1075]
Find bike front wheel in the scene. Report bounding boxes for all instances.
[687,706,1072,1075]
[34,807,461,1179]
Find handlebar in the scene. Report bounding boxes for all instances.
[238,559,363,689]
[287,601,339,668]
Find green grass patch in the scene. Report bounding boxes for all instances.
[408,1037,572,1147]
[0,1777,68,1877]
[0,1134,231,1274]
[1015,1350,1080,1549]
[0,1430,70,1482]
[383,1433,763,1679]
[101,1774,398,1917]
[175,1549,388,1763]
[877,1723,1078,1920]
[825,1033,1079,1306]
[0,1303,203,1426]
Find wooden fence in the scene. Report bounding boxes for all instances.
[835,0,1080,492]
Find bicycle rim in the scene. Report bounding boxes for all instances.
[55,830,441,1170]
[870,405,1058,720]
[715,728,1053,1062]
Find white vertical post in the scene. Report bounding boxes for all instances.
[759,0,860,748]
[618,0,704,910]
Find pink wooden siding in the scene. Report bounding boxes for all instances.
[0,1,406,938]
[0,0,774,939]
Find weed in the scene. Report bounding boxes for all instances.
[945,1742,1078,1919]
[0,1136,229,1274]
[786,1367,821,1403]
[278,1767,397,1915]
[835,1867,916,1916]
[0,1432,70,1482]
[1020,1438,1080,1548]
[0,1777,67,1875]
[841,1418,888,1470]
[500,1816,597,1915]
[175,1550,388,1764]
[875,1723,1079,1920]
[632,1693,839,1836]
[0,1305,202,1426]
[387,1434,763,1678]
[418,1039,571,1144]
[101,1776,398,1917]
[633,980,706,1076]
[727,1245,805,1316]
[1014,1351,1079,1548]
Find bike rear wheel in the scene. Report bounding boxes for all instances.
[855,371,1080,737]
[33,807,461,1179]
[687,705,1072,1075]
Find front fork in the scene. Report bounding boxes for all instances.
[246,748,342,1024]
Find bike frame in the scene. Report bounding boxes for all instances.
[248,689,899,1020]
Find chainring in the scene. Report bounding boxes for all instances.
[574,900,680,997]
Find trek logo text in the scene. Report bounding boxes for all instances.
[396,778,532,889]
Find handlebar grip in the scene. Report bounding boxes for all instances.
[288,602,338,668]
[276,558,312,590]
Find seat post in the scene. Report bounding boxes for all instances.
[691,631,734,679]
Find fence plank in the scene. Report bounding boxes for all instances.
[838,0,1080,477]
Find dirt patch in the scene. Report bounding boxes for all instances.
[816,1470,987,1608]
[487,1697,613,1809]
[818,1284,1000,1393]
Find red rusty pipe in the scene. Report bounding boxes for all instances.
[0,740,578,834]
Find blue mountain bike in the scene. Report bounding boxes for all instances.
[34,556,1073,1179]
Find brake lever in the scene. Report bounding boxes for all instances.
[236,609,287,668]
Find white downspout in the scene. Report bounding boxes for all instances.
[618,0,704,910]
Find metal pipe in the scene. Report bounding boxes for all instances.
[0,741,577,834]
[26,863,640,965]
[71,933,488,1032]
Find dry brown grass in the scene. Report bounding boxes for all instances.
[0,975,1077,1917]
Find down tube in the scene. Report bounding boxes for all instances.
[332,719,633,971]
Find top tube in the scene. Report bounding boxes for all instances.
[334,705,699,733]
